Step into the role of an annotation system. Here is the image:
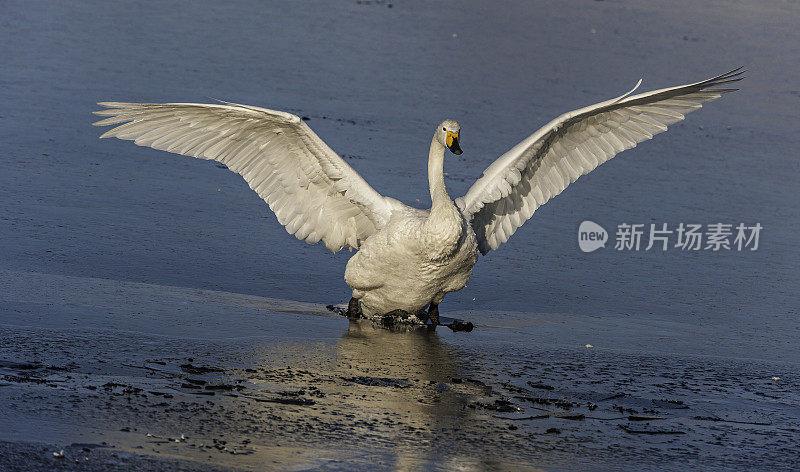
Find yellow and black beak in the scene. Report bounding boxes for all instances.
[446,131,462,155]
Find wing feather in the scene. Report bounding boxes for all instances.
[94,101,395,252]
[457,68,743,254]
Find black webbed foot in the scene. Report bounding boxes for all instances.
[427,302,473,332]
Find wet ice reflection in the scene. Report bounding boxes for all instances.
[239,320,541,470]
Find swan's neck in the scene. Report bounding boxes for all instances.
[423,136,462,258]
[428,137,451,209]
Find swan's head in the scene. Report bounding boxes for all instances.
[436,119,462,155]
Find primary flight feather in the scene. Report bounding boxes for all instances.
[94,68,742,324]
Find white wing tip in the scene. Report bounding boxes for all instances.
[612,78,643,104]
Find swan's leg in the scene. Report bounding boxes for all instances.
[428,302,440,326]
[346,297,361,319]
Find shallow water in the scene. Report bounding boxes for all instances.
[1,0,798,470]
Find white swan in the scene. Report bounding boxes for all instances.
[94,68,742,325]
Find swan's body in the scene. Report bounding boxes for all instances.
[94,69,741,323]
[344,203,478,316]
[344,135,479,316]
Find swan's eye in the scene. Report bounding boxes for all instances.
[442,127,446,131]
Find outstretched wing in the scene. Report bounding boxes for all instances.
[456,68,743,254]
[94,101,395,252]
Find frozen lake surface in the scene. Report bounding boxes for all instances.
[1,0,798,470]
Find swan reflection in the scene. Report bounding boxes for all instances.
[242,320,526,471]
[233,319,556,471]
